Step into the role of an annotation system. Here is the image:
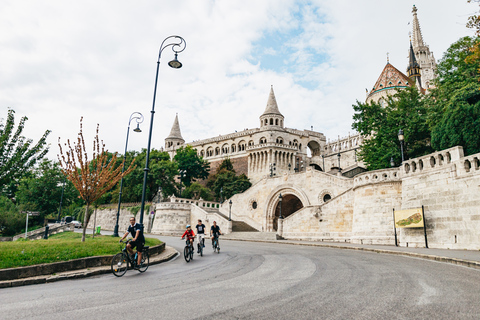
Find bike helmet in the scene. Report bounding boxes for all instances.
[186,225,191,228]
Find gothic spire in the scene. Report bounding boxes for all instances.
[407,41,422,90]
[262,85,283,117]
[166,113,183,140]
[411,5,425,49]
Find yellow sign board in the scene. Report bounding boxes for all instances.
[394,208,424,228]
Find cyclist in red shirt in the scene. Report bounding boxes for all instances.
[181,225,195,247]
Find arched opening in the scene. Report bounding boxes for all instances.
[307,141,321,157]
[310,163,322,171]
[272,194,303,231]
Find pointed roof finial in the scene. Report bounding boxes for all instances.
[166,113,184,140]
[411,4,425,49]
[262,85,283,117]
[386,52,389,63]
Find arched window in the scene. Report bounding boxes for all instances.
[270,118,273,125]
[275,119,279,125]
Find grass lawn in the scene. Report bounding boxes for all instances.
[0,232,161,269]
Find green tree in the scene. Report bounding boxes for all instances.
[0,196,25,236]
[15,159,81,221]
[122,149,178,202]
[0,109,50,194]
[173,145,210,188]
[352,86,433,170]
[182,182,214,201]
[428,36,480,155]
[207,158,251,201]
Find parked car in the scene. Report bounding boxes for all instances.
[72,221,82,228]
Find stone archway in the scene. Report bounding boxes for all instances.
[272,194,304,231]
[265,186,310,232]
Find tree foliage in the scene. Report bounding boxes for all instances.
[429,36,480,155]
[121,149,178,202]
[207,158,251,201]
[173,145,210,187]
[0,196,25,236]
[352,86,433,170]
[182,182,213,201]
[58,118,135,241]
[15,159,81,221]
[0,109,50,192]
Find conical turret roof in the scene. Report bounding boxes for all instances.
[166,113,183,140]
[261,86,283,117]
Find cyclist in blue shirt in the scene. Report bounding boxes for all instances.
[120,217,145,268]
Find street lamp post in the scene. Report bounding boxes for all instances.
[337,152,341,173]
[321,155,325,172]
[220,187,223,203]
[229,199,232,221]
[138,36,186,227]
[113,112,144,237]
[398,129,405,163]
[179,169,186,197]
[278,193,283,219]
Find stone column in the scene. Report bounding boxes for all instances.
[227,220,233,234]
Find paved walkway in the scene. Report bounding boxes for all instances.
[222,237,480,270]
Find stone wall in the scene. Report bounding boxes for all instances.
[352,168,402,245]
[399,147,480,249]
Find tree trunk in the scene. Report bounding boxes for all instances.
[81,204,90,242]
[92,207,97,239]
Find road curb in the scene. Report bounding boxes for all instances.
[0,247,179,289]
[222,238,480,270]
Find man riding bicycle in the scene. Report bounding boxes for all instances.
[181,225,195,248]
[196,219,206,253]
[119,217,145,269]
[210,221,222,244]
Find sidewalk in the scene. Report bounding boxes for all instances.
[222,237,480,270]
[0,246,178,289]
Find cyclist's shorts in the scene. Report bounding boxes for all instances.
[130,240,144,252]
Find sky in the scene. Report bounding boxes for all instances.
[0,0,476,160]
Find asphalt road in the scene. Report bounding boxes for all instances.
[1,236,479,320]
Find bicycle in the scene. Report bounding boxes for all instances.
[183,238,194,262]
[111,240,150,277]
[197,234,205,256]
[212,234,220,254]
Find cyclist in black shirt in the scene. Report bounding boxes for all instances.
[120,217,145,268]
[210,220,222,243]
[196,219,206,250]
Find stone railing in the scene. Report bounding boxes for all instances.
[353,168,401,189]
[168,196,221,209]
[189,128,260,147]
[401,146,463,176]
[459,152,480,176]
[12,223,75,241]
[246,142,298,152]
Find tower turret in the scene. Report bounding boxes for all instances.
[407,41,422,91]
[260,86,284,128]
[165,113,185,149]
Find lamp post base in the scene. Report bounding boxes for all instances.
[113,225,119,237]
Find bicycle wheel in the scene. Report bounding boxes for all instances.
[216,242,220,254]
[138,251,149,273]
[111,253,128,277]
[184,246,191,262]
[199,243,203,256]
[213,240,217,252]
[190,245,194,260]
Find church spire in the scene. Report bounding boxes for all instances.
[411,5,425,49]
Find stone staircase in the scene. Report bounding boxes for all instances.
[232,220,258,232]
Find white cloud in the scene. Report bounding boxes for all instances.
[0,0,476,160]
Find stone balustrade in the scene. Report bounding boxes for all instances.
[353,168,401,189]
